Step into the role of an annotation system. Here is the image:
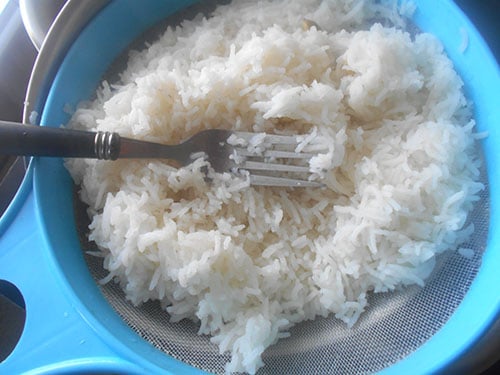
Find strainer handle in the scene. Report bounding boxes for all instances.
[0,171,179,374]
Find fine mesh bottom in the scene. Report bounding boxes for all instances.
[77,172,488,374]
[72,2,491,373]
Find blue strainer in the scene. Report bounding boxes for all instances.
[0,1,499,374]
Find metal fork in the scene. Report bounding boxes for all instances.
[0,121,324,187]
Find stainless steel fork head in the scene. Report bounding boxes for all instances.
[187,130,325,188]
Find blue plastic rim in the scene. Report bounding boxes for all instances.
[2,0,499,373]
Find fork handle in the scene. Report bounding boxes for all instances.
[0,121,120,160]
[0,121,183,161]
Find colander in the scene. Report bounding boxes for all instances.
[0,0,499,374]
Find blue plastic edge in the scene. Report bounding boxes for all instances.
[0,162,34,238]
[1,0,496,374]
[33,0,500,373]
[33,0,207,374]
[381,0,500,373]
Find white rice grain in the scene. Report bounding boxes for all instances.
[65,0,483,373]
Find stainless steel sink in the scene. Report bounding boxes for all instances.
[0,1,36,215]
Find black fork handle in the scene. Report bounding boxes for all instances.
[0,121,120,160]
[0,121,185,161]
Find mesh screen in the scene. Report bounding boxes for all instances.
[73,2,490,373]
[77,168,488,374]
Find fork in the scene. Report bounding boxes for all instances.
[0,121,324,187]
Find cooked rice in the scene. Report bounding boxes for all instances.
[65,0,484,373]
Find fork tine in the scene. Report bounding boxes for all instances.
[259,133,299,145]
[241,160,310,173]
[234,132,298,145]
[235,148,315,159]
[228,131,327,188]
[250,174,325,188]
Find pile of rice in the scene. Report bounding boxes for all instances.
[65,0,484,373]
